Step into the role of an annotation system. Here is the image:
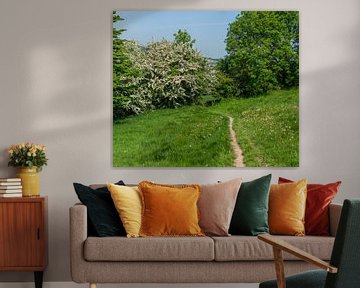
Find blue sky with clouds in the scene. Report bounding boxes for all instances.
[114,11,240,59]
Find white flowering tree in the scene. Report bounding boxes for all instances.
[141,40,216,109]
[113,29,217,119]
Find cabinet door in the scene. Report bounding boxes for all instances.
[0,202,44,268]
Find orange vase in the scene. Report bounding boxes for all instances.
[16,167,40,197]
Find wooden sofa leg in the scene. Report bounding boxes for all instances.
[89,283,96,288]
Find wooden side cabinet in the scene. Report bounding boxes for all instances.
[0,197,47,288]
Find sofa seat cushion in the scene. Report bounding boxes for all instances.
[84,236,214,261]
[212,236,334,261]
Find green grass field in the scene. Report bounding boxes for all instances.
[113,89,298,167]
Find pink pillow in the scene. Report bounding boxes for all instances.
[198,178,242,236]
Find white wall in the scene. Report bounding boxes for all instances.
[0,0,359,283]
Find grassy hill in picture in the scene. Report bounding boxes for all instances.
[113,89,299,167]
[112,11,299,167]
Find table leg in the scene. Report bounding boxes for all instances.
[34,271,43,288]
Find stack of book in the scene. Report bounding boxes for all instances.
[0,178,22,197]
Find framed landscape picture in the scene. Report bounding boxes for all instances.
[112,10,299,167]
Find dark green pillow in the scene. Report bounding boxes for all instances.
[229,174,272,236]
[73,181,126,237]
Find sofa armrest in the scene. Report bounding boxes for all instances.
[69,203,88,283]
[329,203,342,237]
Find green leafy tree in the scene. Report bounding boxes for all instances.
[173,29,196,47]
[224,11,299,96]
[113,12,127,119]
[112,12,125,40]
[213,58,240,99]
[116,41,150,116]
[112,11,127,85]
[113,12,145,119]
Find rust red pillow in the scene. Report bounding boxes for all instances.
[278,177,341,236]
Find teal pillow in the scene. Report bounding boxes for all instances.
[229,174,272,236]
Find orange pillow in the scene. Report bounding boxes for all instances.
[269,179,307,236]
[138,181,204,237]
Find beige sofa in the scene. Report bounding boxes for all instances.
[70,203,342,287]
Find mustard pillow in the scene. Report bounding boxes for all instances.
[107,183,142,238]
[138,181,204,237]
[269,179,307,236]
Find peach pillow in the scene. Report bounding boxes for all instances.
[198,178,242,236]
[269,179,307,236]
[138,181,204,237]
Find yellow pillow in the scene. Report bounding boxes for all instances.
[138,181,204,237]
[269,179,307,236]
[107,183,142,238]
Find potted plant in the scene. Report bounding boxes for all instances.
[8,142,48,197]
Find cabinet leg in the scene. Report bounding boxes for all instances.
[34,271,43,288]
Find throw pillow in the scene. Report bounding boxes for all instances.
[279,177,341,236]
[107,183,142,238]
[229,174,272,236]
[138,181,203,237]
[73,181,126,237]
[198,178,242,236]
[269,179,307,236]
